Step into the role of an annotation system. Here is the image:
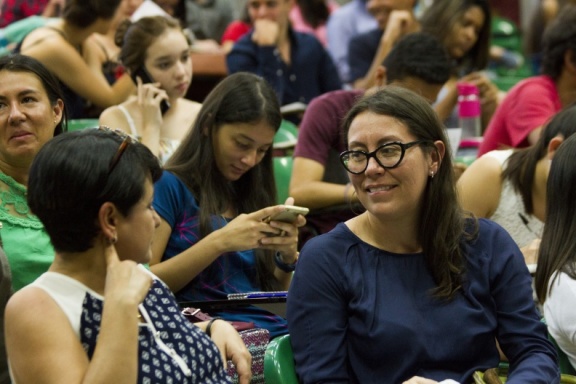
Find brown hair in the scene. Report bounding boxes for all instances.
[116,16,185,73]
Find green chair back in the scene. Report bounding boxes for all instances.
[549,333,576,375]
[274,120,298,156]
[264,334,299,384]
[273,156,293,205]
[67,119,100,132]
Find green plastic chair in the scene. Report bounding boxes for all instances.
[273,156,293,205]
[273,120,298,157]
[67,119,100,132]
[264,334,299,384]
[549,333,576,376]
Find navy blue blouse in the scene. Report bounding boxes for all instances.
[287,219,559,383]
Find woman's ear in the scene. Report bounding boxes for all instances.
[98,202,119,243]
[547,135,564,160]
[431,140,446,172]
[52,99,64,126]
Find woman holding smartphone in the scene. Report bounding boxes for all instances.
[99,16,201,164]
[150,72,305,338]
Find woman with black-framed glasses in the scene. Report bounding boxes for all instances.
[287,86,559,383]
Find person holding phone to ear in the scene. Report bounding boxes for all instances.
[99,16,201,164]
[150,72,305,339]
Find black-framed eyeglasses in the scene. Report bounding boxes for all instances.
[340,140,429,174]
[97,126,134,174]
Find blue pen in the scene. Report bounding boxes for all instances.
[245,292,287,299]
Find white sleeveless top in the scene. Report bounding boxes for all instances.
[482,149,544,248]
[118,105,181,165]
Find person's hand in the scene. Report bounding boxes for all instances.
[521,238,541,266]
[402,377,440,384]
[380,10,418,46]
[208,320,252,384]
[136,76,168,126]
[259,197,305,264]
[461,72,500,124]
[215,204,293,253]
[252,19,280,46]
[104,242,152,307]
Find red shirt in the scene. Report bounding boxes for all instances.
[478,75,562,156]
[0,0,50,28]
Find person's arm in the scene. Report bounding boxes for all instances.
[195,319,252,384]
[488,224,559,383]
[290,157,355,209]
[150,175,301,292]
[22,36,134,107]
[5,247,152,384]
[352,11,418,90]
[287,236,350,382]
[456,155,503,218]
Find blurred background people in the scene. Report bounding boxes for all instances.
[16,0,135,119]
[326,0,377,84]
[226,0,341,122]
[479,4,576,156]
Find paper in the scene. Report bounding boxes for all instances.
[131,0,170,21]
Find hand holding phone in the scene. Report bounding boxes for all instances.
[130,66,171,115]
[263,205,309,224]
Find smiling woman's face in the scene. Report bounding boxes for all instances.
[0,70,63,167]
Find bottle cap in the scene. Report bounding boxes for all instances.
[457,82,479,96]
[457,82,480,118]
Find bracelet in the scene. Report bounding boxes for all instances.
[206,317,222,338]
[274,251,297,273]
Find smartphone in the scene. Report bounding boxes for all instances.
[130,66,171,115]
[263,205,309,224]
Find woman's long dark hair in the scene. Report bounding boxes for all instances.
[502,105,576,215]
[535,134,576,303]
[420,0,491,74]
[342,86,470,300]
[165,72,282,290]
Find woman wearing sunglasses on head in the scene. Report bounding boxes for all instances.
[4,128,251,384]
[286,86,559,384]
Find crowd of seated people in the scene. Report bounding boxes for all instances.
[3,0,576,382]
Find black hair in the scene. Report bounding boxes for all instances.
[383,32,452,85]
[296,0,330,29]
[63,0,122,28]
[541,4,576,79]
[27,129,162,253]
[503,104,576,215]
[420,0,491,74]
[535,133,576,303]
[0,54,67,135]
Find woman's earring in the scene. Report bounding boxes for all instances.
[109,236,117,244]
[429,171,435,179]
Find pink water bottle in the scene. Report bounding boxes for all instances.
[457,82,481,138]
